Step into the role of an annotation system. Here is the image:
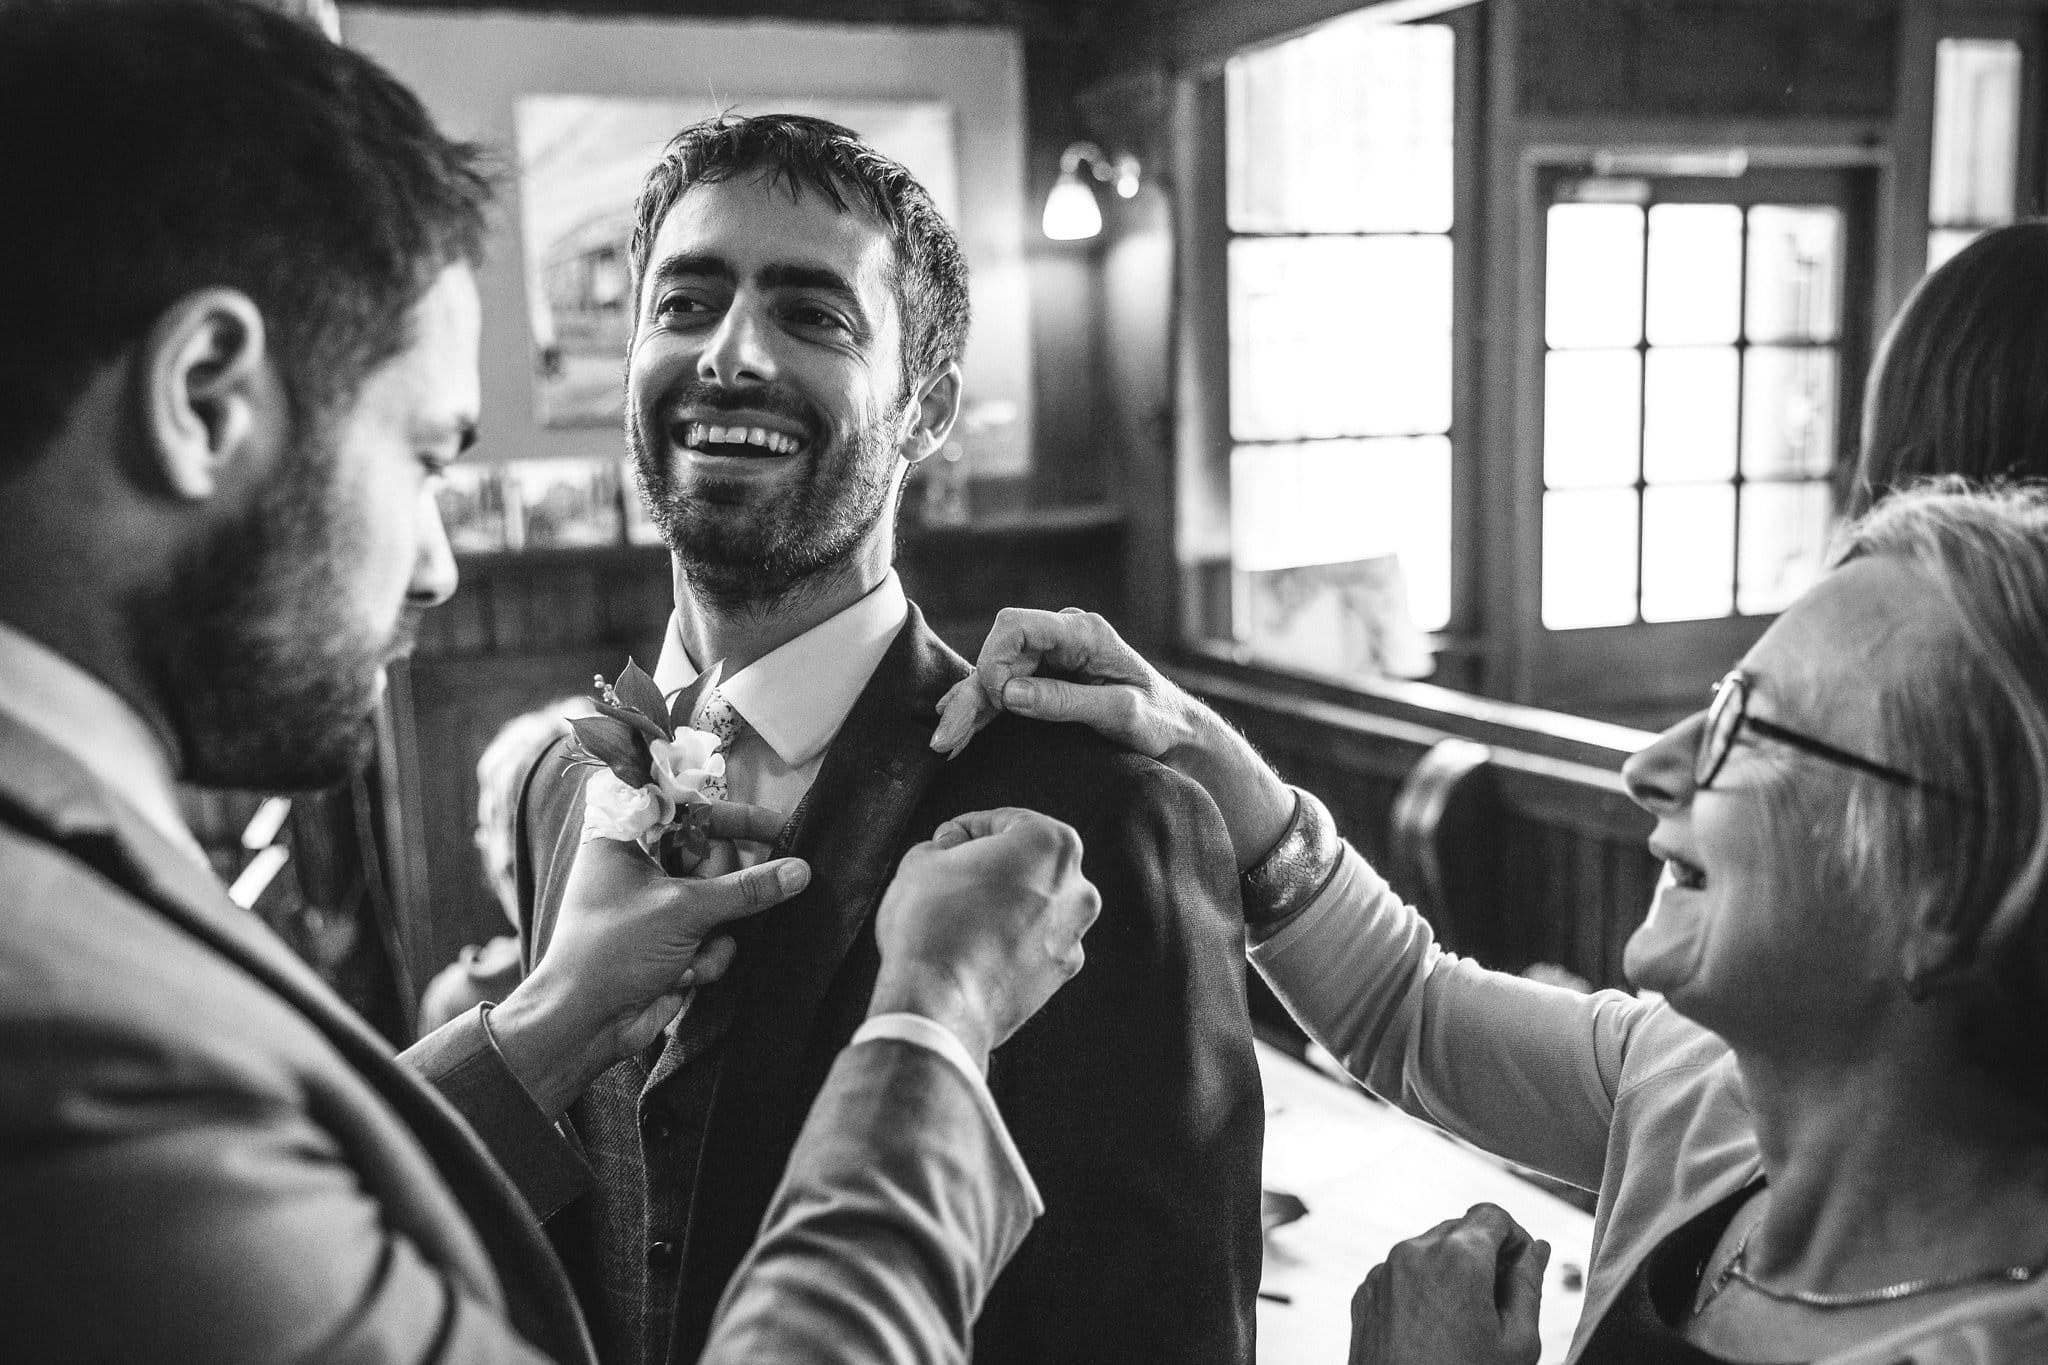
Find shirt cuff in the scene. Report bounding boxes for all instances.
[853,1013,1043,1217]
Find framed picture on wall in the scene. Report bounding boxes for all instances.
[500,456,625,549]
[516,94,959,429]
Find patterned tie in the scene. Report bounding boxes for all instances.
[692,685,747,802]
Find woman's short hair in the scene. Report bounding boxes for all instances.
[1848,223,2048,517]
[1831,479,2048,1102]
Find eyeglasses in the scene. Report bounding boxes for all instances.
[1696,669,1939,793]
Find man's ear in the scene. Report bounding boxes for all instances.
[897,361,963,467]
[140,288,273,501]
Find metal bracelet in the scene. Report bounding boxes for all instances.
[1240,787,1342,928]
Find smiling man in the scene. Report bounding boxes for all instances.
[0,7,1108,1361]
[503,115,1264,1365]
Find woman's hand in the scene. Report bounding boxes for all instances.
[1349,1204,1548,1365]
[932,607,1295,871]
[932,607,1196,759]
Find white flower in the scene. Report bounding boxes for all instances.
[649,729,726,805]
[581,768,674,846]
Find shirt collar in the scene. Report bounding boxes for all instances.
[652,571,909,770]
[0,620,209,868]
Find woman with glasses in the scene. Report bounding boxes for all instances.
[933,481,2048,1363]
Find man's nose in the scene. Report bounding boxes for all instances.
[1623,711,1702,816]
[409,486,459,609]
[696,302,774,388]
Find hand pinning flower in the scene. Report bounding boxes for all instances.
[567,658,722,861]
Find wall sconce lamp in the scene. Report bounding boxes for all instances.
[1042,140,1141,241]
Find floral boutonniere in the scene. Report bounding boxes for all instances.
[566,658,724,862]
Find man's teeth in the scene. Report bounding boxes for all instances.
[1667,858,1707,890]
[682,422,801,454]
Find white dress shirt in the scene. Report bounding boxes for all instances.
[0,620,210,869]
[652,570,908,820]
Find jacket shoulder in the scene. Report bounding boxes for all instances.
[0,826,338,1118]
[933,713,1218,830]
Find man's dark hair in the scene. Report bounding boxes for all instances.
[628,113,971,386]
[0,0,494,472]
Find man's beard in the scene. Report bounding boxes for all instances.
[130,442,408,793]
[628,382,902,615]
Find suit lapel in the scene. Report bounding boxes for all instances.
[0,713,596,1365]
[665,604,970,1360]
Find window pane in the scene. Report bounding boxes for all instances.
[1739,481,1834,614]
[1547,204,1644,348]
[1544,349,1641,487]
[1742,347,1837,479]
[1745,207,1841,342]
[1931,38,2021,228]
[1230,436,1452,630]
[1644,348,1738,484]
[1642,485,1735,622]
[1229,236,1452,442]
[1543,488,1638,628]
[1227,18,1454,234]
[1646,204,1742,345]
[1928,227,1981,272]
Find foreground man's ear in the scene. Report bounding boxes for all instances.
[140,288,272,501]
[898,360,964,467]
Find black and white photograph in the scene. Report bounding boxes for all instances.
[4,2,2046,1363]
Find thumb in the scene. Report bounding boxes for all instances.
[683,856,809,930]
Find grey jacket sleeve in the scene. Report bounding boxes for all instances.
[403,1003,593,1221]
[702,1037,1040,1365]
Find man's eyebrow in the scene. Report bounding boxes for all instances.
[647,252,734,285]
[757,263,862,305]
[652,252,863,306]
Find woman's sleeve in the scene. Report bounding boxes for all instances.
[1249,844,1655,1192]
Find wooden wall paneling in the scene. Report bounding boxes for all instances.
[1516,0,1898,120]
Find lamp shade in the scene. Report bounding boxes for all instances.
[1041,170,1102,241]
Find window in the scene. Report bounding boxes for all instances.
[1521,166,1872,722]
[1540,181,1843,633]
[1928,36,2026,268]
[1186,9,1464,684]
[1172,4,1883,727]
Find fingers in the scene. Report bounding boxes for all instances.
[700,799,787,844]
[692,839,740,880]
[930,677,999,758]
[929,807,1042,845]
[933,607,1166,759]
[683,856,810,929]
[684,934,737,986]
[1498,1236,1549,1325]
[997,675,1150,740]
[1461,1202,1526,1246]
[976,607,1145,693]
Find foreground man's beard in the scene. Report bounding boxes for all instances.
[131,447,402,793]
[629,384,903,614]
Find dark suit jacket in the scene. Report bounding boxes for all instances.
[514,605,1264,1365]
